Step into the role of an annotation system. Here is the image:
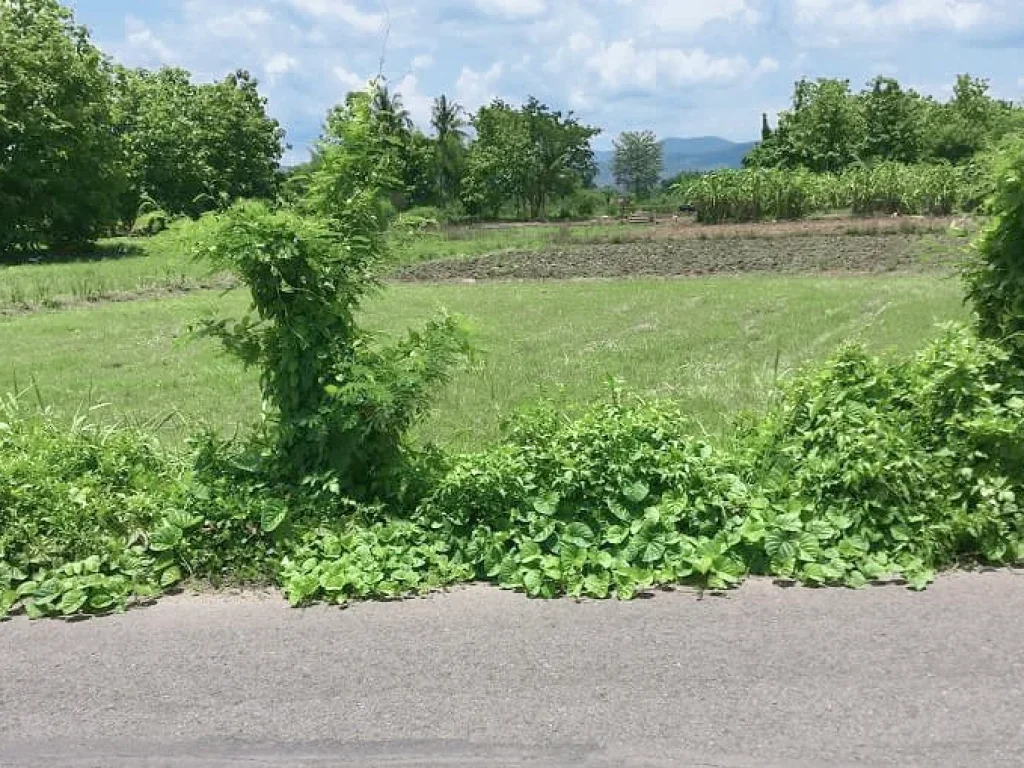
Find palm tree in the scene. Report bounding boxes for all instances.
[431,94,467,204]
[370,78,412,136]
[431,94,466,144]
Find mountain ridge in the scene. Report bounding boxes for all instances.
[594,136,757,187]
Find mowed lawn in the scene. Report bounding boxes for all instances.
[0,274,966,450]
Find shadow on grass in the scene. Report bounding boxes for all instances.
[0,241,145,267]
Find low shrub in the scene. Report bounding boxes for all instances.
[130,209,170,236]
[190,200,470,501]
[419,328,1024,597]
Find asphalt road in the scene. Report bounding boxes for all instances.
[3,573,1024,768]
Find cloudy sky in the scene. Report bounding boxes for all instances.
[69,0,1024,163]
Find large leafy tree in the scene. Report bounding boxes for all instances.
[462,97,599,218]
[748,72,1024,171]
[859,76,926,164]
[0,0,124,249]
[113,67,284,218]
[612,130,663,199]
[924,75,1023,164]
[747,78,866,173]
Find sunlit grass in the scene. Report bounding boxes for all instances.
[0,274,966,450]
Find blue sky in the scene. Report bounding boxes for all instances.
[68,0,1024,163]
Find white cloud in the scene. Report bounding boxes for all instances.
[266,53,299,76]
[586,40,768,92]
[642,0,762,33]
[568,32,593,53]
[412,53,435,70]
[455,62,504,109]
[793,0,992,38]
[588,40,657,90]
[203,7,274,38]
[124,16,176,63]
[287,0,384,33]
[333,66,367,91]
[472,0,546,19]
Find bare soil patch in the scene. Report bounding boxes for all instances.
[395,233,966,282]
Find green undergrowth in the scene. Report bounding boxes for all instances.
[3,325,1023,618]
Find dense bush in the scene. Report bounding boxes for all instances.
[965,136,1024,364]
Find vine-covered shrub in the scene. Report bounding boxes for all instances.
[965,136,1024,364]
[191,199,470,501]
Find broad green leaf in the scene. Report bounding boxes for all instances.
[623,481,650,505]
[532,493,560,516]
[642,540,666,564]
[148,524,183,553]
[159,566,183,589]
[58,589,88,616]
[522,569,544,596]
[260,503,288,533]
[563,522,595,548]
[583,573,611,599]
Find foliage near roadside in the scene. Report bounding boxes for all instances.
[3,324,1022,618]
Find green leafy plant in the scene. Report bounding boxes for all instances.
[965,136,1024,364]
[191,196,470,500]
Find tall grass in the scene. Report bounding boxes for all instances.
[676,162,987,224]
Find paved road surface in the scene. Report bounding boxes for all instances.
[3,573,1024,767]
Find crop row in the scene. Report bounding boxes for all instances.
[675,163,988,223]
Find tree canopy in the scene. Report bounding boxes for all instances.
[0,0,285,250]
[747,74,1024,172]
[0,0,124,250]
[612,131,664,199]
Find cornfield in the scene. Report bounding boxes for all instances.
[675,162,988,223]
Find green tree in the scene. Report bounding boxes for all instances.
[860,76,925,164]
[0,0,124,250]
[318,80,439,212]
[612,130,663,199]
[198,70,284,204]
[311,89,400,217]
[924,75,1024,164]
[746,78,865,172]
[431,94,467,205]
[113,66,283,219]
[462,97,599,219]
[370,80,413,137]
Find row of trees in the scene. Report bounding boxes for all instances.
[748,75,1024,172]
[286,89,603,221]
[1,0,284,250]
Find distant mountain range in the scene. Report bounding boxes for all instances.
[594,136,757,188]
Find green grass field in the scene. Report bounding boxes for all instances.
[0,274,966,450]
[0,221,657,312]
[1,216,955,312]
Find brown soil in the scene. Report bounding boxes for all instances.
[457,215,963,241]
[395,233,967,283]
